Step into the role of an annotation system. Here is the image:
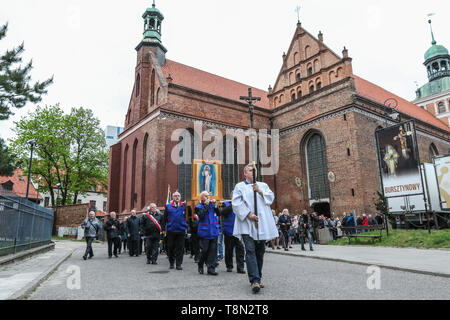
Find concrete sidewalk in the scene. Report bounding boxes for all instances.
[267,244,450,278]
[0,240,81,300]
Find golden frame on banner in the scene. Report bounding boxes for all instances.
[191,159,223,201]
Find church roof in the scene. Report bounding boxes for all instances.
[161,59,270,109]
[353,75,450,132]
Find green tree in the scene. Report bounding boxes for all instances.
[0,23,53,120]
[10,104,108,206]
[0,137,15,176]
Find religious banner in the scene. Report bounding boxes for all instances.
[433,155,450,210]
[375,121,423,198]
[191,159,223,201]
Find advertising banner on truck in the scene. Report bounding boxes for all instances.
[376,121,423,198]
[433,155,450,210]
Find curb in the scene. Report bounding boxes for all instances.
[0,243,56,267]
[266,250,450,279]
[7,249,74,300]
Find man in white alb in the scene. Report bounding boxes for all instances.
[232,163,278,293]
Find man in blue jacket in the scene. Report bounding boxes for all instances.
[164,191,189,270]
[221,195,245,274]
[195,191,220,276]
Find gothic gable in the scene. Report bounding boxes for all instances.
[270,24,353,109]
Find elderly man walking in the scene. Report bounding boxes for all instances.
[104,212,121,258]
[81,211,101,260]
[232,164,278,294]
[127,210,141,257]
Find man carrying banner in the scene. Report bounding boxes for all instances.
[232,163,278,294]
[141,203,164,265]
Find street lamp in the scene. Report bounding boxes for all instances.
[25,139,36,200]
[56,183,61,206]
[383,98,399,127]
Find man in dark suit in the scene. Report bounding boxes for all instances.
[127,210,141,257]
[104,212,121,258]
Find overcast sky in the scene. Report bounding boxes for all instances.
[0,0,449,143]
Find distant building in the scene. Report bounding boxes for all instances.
[105,125,124,148]
[413,20,450,127]
[40,185,107,212]
[0,169,42,204]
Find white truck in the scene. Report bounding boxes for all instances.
[387,158,450,228]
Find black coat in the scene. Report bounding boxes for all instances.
[188,206,199,234]
[104,218,121,239]
[141,211,163,238]
[375,215,384,225]
[278,214,291,231]
[298,214,312,235]
[127,216,141,240]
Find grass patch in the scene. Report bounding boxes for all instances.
[329,229,450,249]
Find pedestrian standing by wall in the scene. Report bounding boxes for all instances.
[81,211,101,260]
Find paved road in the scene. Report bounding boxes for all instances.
[29,241,450,300]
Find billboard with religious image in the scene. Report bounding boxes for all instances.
[375,121,423,198]
[433,155,450,210]
[191,159,223,200]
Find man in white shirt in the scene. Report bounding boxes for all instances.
[232,163,278,294]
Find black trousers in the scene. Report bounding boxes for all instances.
[123,239,127,251]
[117,237,122,253]
[84,237,94,257]
[167,232,185,267]
[224,234,245,271]
[281,229,289,248]
[107,237,119,257]
[145,237,160,263]
[198,237,218,271]
[128,239,139,256]
[190,233,200,261]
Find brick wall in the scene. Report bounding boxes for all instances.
[55,203,89,229]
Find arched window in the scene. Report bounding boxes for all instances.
[156,87,161,105]
[136,74,140,97]
[308,67,313,76]
[429,143,439,161]
[316,82,322,90]
[441,61,448,71]
[432,62,439,72]
[337,67,343,77]
[305,133,330,200]
[329,71,335,84]
[122,144,129,212]
[296,72,301,82]
[151,69,155,106]
[222,135,239,199]
[309,85,314,93]
[297,88,302,98]
[294,52,299,64]
[305,46,311,59]
[141,133,149,209]
[131,139,138,209]
[438,102,446,113]
[178,129,195,201]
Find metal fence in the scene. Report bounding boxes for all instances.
[0,191,54,257]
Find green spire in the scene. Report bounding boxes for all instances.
[429,19,436,45]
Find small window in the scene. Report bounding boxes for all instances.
[347,148,351,156]
[351,189,355,197]
[296,73,301,81]
[77,199,82,204]
[89,200,96,208]
[308,67,313,76]
[291,94,296,101]
[2,181,13,191]
[317,82,322,90]
[438,102,446,113]
[44,197,50,207]
[343,114,347,121]
[309,86,314,93]
[103,201,107,212]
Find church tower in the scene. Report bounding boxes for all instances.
[413,19,450,126]
[126,1,168,128]
[135,0,167,66]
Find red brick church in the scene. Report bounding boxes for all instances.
[107,4,450,217]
